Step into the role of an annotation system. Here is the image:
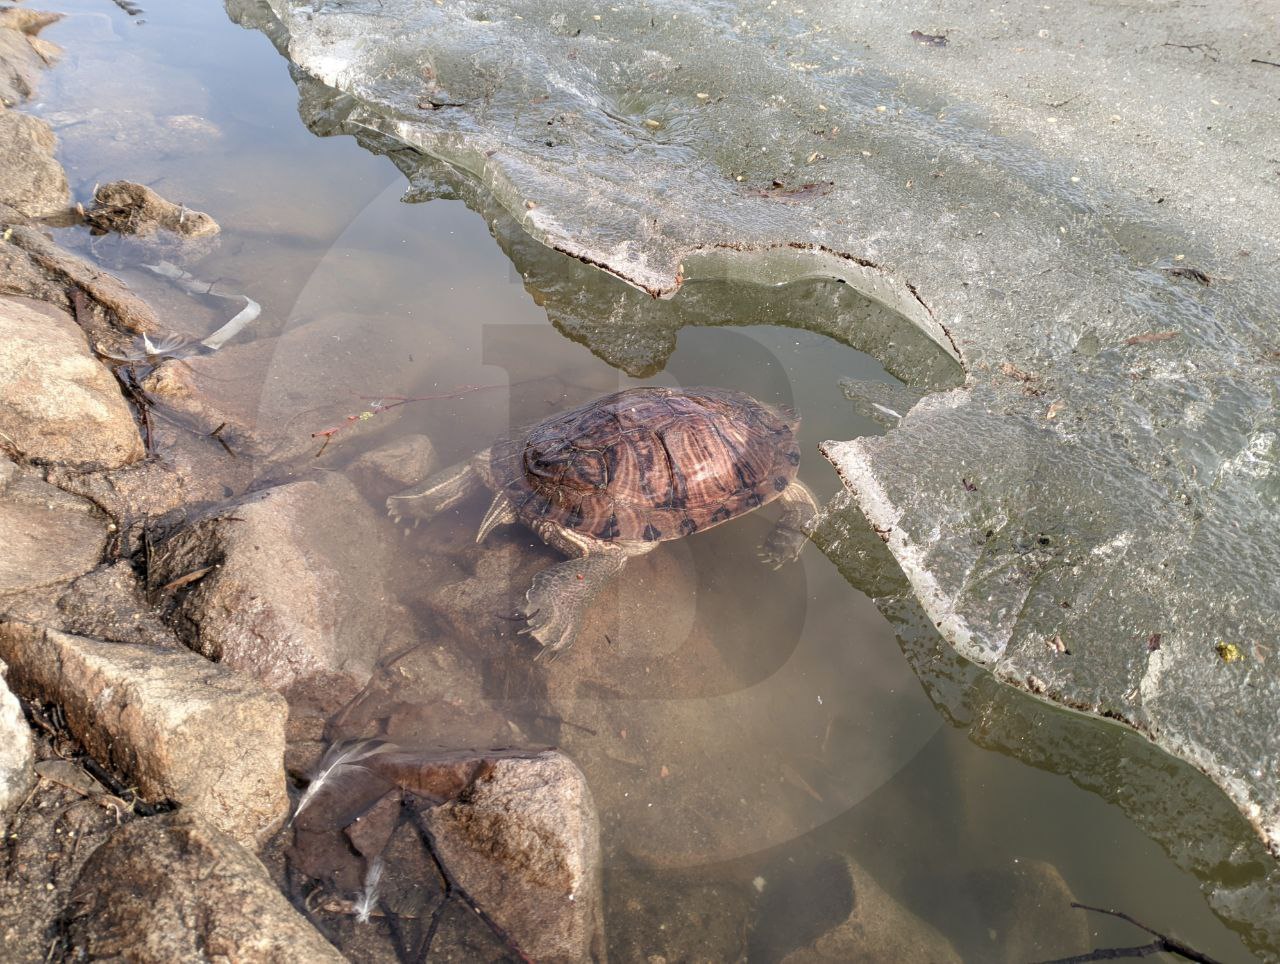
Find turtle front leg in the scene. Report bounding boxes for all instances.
[518,542,653,656]
[386,449,489,526]
[760,479,819,569]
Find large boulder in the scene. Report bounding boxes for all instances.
[0,295,144,469]
[152,472,394,707]
[67,812,345,962]
[423,751,605,964]
[0,622,289,847]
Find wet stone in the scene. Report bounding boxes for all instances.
[0,225,161,334]
[0,622,289,847]
[345,432,438,499]
[67,811,345,962]
[0,109,69,220]
[0,295,144,470]
[86,179,220,238]
[422,750,606,964]
[152,471,395,708]
[0,658,33,814]
[0,7,60,107]
[0,460,107,601]
[762,855,961,963]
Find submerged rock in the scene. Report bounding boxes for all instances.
[0,295,144,469]
[0,109,69,220]
[152,472,394,707]
[0,658,33,814]
[86,179,220,239]
[345,432,437,499]
[67,812,344,962]
[0,622,289,847]
[0,225,161,334]
[757,855,960,963]
[423,751,605,963]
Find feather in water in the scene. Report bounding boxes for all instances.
[354,856,384,924]
[289,738,401,826]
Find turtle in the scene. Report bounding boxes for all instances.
[387,386,818,656]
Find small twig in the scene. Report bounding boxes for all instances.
[1033,903,1226,964]
[1250,58,1280,68]
[311,383,510,456]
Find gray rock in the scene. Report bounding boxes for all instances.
[0,295,144,469]
[67,811,345,962]
[0,622,289,847]
[86,179,220,239]
[0,461,108,599]
[424,751,605,963]
[0,109,69,219]
[153,472,393,707]
[0,658,33,814]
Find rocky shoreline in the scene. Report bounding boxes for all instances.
[0,5,1251,963]
[0,11,617,960]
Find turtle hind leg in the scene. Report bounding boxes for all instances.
[760,479,819,569]
[386,449,489,526]
[518,544,646,656]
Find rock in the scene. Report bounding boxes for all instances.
[54,561,177,648]
[67,812,345,962]
[0,8,60,108]
[0,658,33,814]
[423,751,605,963]
[139,308,430,465]
[0,622,289,847]
[0,109,69,219]
[345,433,437,499]
[0,295,144,469]
[606,856,756,964]
[0,753,132,959]
[86,180,220,239]
[0,460,108,599]
[152,472,394,708]
[0,225,161,334]
[414,509,827,867]
[926,861,1089,964]
[761,855,961,963]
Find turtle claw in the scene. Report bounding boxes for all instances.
[759,524,807,569]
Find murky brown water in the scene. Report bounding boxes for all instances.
[25,1,1263,960]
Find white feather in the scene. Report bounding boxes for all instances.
[354,856,384,924]
[288,738,400,826]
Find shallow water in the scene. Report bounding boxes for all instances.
[27,1,1266,960]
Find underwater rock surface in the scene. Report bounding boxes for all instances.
[241,0,1280,862]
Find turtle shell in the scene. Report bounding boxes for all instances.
[489,386,801,543]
